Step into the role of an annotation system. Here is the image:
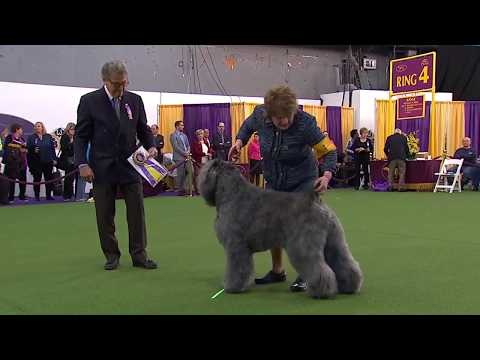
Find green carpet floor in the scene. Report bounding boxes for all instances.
[0,189,479,314]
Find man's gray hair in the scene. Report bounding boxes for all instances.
[101,60,128,81]
[394,128,402,134]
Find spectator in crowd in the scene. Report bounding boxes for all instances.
[0,127,9,158]
[151,124,164,164]
[213,122,231,161]
[247,132,262,186]
[229,85,337,292]
[352,127,373,190]
[191,129,211,166]
[203,128,213,157]
[453,137,480,191]
[59,122,77,201]
[75,142,91,202]
[27,122,57,201]
[191,129,211,194]
[346,129,358,163]
[170,120,191,196]
[384,128,409,192]
[2,123,28,202]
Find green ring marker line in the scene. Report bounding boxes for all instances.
[211,289,225,299]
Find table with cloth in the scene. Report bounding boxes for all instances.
[370,159,442,191]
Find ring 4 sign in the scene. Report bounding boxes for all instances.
[390,52,436,96]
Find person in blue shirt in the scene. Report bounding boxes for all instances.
[229,85,337,292]
[26,122,57,201]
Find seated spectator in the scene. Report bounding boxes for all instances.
[2,123,28,203]
[453,137,480,191]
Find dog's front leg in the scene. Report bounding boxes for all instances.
[224,246,254,293]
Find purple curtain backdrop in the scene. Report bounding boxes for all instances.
[395,101,431,152]
[465,101,480,155]
[182,103,232,146]
[326,106,343,151]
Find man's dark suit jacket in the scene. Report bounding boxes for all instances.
[384,133,409,162]
[212,131,231,161]
[74,87,154,184]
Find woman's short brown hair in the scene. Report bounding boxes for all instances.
[360,127,368,135]
[264,85,298,118]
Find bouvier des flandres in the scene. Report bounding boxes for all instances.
[198,159,363,299]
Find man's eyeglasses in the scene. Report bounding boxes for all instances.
[108,80,127,87]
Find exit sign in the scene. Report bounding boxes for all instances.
[363,58,376,70]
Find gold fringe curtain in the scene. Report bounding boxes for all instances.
[159,105,183,154]
[375,100,396,159]
[429,101,465,158]
[230,103,258,164]
[374,100,466,160]
[341,107,355,153]
[429,102,449,159]
[302,105,327,132]
[230,103,247,164]
[446,101,465,156]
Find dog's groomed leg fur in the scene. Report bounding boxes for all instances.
[286,239,338,299]
[223,245,255,293]
[324,217,363,294]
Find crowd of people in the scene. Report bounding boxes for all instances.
[3,117,479,205]
[2,96,479,206]
[0,121,98,204]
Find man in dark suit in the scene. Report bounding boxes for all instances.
[74,60,158,271]
[212,122,231,161]
[151,124,164,164]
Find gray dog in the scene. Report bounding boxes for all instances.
[198,159,363,299]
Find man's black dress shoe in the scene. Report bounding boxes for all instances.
[104,258,119,271]
[132,259,158,269]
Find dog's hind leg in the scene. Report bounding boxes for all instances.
[285,242,338,299]
[324,218,363,294]
[224,245,255,293]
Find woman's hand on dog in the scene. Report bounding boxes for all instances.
[314,171,332,193]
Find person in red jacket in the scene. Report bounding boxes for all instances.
[191,129,212,194]
[247,132,262,186]
[203,129,214,158]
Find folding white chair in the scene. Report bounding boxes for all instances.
[434,158,464,193]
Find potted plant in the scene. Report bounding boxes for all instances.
[406,131,420,160]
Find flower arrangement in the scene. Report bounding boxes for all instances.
[406,131,420,159]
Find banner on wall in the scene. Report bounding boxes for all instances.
[397,95,425,120]
[390,52,435,95]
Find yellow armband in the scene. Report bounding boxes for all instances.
[313,137,336,158]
